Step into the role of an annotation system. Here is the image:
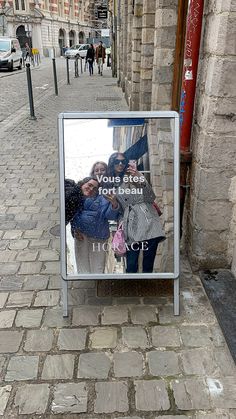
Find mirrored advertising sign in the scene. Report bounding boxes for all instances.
[58,112,179,281]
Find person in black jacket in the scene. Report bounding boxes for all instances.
[65,179,84,225]
[86,44,95,76]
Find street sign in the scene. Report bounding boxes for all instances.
[97,6,107,19]
[97,9,108,19]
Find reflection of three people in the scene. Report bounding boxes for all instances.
[66,153,165,274]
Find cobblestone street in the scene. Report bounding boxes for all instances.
[0,57,70,123]
[0,61,236,418]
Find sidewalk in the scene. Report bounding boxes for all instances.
[0,57,68,124]
[0,66,235,418]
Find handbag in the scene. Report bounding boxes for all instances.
[112,222,126,256]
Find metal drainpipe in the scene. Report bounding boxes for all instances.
[179,0,205,236]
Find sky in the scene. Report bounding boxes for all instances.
[64,119,115,181]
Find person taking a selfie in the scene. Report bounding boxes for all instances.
[107,152,165,273]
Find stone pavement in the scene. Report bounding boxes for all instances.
[0,57,69,123]
[0,65,236,418]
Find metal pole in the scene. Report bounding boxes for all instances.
[52,58,58,95]
[80,57,83,74]
[74,56,79,78]
[66,56,70,84]
[179,0,204,151]
[171,0,188,112]
[25,63,36,120]
[178,0,204,237]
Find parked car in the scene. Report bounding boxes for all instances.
[0,37,22,71]
[64,44,90,59]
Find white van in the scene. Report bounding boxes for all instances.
[0,37,22,71]
[64,44,90,59]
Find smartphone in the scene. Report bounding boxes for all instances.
[128,160,137,170]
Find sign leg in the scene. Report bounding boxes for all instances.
[174,277,180,315]
[61,277,69,317]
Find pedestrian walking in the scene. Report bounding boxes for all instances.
[95,41,106,76]
[86,43,95,76]
[62,46,69,56]
[106,46,111,67]
[25,42,31,62]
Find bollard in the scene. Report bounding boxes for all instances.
[74,56,79,78]
[25,63,36,120]
[66,56,70,85]
[80,57,83,74]
[52,58,58,96]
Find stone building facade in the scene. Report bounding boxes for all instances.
[112,0,236,275]
[0,0,96,56]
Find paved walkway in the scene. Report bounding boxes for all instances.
[0,57,69,123]
[0,64,235,418]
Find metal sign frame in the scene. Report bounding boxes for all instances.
[58,111,180,316]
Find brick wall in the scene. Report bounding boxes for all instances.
[116,0,178,272]
[151,0,178,110]
[185,0,236,269]
[130,0,143,110]
[139,0,155,111]
[117,0,236,273]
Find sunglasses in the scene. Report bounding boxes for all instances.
[114,158,127,166]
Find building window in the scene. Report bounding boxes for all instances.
[15,0,26,11]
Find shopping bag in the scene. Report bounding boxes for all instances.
[112,222,126,256]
